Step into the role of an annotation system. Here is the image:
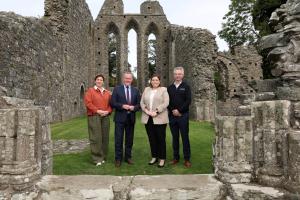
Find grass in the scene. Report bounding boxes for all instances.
[51,112,215,175]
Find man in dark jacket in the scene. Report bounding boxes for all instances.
[167,67,192,168]
[111,72,140,167]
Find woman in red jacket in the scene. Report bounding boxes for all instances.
[84,74,112,166]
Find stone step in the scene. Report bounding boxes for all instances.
[8,174,295,200]
[36,175,225,200]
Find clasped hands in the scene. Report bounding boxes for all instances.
[144,109,158,117]
[122,104,135,111]
[96,110,109,116]
[172,109,182,117]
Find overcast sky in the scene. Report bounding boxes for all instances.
[1,0,231,71]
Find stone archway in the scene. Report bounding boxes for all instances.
[94,0,170,91]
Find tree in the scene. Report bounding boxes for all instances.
[252,0,287,37]
[218,0,259,49]
[108,33,117,87]
[219,0,286,78]
[252,0,287,78]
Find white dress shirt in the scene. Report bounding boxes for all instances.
[149,89,157,111]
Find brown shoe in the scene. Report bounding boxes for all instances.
[126,159,134,165]
[169,159,179,165]
[184,160,192,168]
[115,160,121,168]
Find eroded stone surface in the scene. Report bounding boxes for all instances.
[36,175,225,200]
[53,139,89,154]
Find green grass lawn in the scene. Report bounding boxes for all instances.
[51,112,215,175]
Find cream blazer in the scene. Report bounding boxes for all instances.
[140,87,169,124]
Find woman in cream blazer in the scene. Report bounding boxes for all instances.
[140,75,169,167]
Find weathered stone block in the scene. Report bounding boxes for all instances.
[228,183,289,200]
[255,92,276,101]
[277,87,300,101]
[16,109,37,137]
[251,101,291,131]
[15,136,35,162]
[286,130,300,193]
[4,138,15,162]
[0,109,16,138]
[214,116,253,183]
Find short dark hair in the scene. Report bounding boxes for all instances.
[94,74,105,81]
[149,74,161,88]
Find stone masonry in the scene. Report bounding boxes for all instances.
[94,0,170,89]
[0,96,52,199]
[170,25,218,122]
[217,46,263,100]
[0,0,220,123]
[213,0,300,198]
[3,0,300,199]
[0,0,93,122]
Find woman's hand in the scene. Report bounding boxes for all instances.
[97,110,109,116]
[145,109,151,116]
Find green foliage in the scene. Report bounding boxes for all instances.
[219,0,259,48]
[219,0,287,78]
[252,0,287,37]
[108,33,117,87]
[51,113,215,175]
[148,39,157,78]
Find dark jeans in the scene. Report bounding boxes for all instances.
[145,117,167,160]
[114,114,135,161]
[169,112,191,161]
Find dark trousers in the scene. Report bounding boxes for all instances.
[114,114,135,161]
[145,117,167,160]
[169,112,191,161]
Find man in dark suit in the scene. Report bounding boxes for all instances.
[167,67,192,168]
[111,71,140,167]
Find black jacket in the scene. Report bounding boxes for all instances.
[111,85,140,123]
[167,81,191,114]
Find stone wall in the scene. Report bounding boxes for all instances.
[170,25,218,121]
[0,0,94,122]
[213,0,300,197]
[0,12,64,122]
[217,46,263,101]
[0,96,52,199]
[45,0,94,120]
[94,0,170,90]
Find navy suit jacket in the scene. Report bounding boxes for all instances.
[111,85,141,123]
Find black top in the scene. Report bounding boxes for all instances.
[167,81,192,114]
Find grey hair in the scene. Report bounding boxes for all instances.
[122,71,134,77]
[173,66,184,74]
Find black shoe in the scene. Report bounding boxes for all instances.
[148,158,158,165]
[158,160,165,168]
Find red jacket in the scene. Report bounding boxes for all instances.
[84,87,112,116]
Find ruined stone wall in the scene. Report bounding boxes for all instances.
[0,12,64,122]
[0,96,52,199]
[44,0,94,121]
[94,0,170,90]
[170,25,218,121]
[217,46,263,100]
[0,0,94,122]
[214,0,300,196]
